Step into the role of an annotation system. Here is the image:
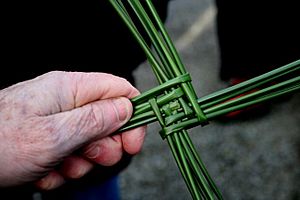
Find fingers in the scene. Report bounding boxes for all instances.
[30,72,145,190]
[27,71,139,115]
[36,125,147,190]
[83,135,123,166]
[35,171,65,190]
[82,126,146,165]
[36,156,94,190]
[60,156,94,179]
[43,72,140,109]
[121,126,147,155]
[68,72,140,107]
[49,97,133,152]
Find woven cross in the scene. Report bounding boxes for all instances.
[110,0,300,199]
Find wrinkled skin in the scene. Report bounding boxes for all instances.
[0,71,146,190]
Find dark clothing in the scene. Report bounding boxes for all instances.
[1,0,169,199]
[1,0,169,88]
[216,0,300,81]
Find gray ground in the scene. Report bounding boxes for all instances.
[119,0,300,199]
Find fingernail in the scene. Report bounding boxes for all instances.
[74,166,90,178]
[111,97,131,122]
[37,177,51,190]
[86,147,99,159]
[36,174,65,190]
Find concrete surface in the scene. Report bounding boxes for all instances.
[119,0,300,199]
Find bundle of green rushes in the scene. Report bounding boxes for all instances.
[109,0,300,199]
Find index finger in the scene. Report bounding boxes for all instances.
[67,72,140,107]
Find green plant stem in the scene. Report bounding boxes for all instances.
[183,133,223,199]
[199,59,300,109]
[109,0,168,82]
[109,1,300,199]
[120,60,300,132]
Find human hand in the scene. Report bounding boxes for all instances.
[0,71,145,189]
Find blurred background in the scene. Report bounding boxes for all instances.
[119,0,300,199]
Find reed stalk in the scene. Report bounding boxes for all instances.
[109,0,300,199]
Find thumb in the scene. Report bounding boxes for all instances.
[49,97,132,152]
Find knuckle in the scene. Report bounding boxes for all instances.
[87,104,105,134]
